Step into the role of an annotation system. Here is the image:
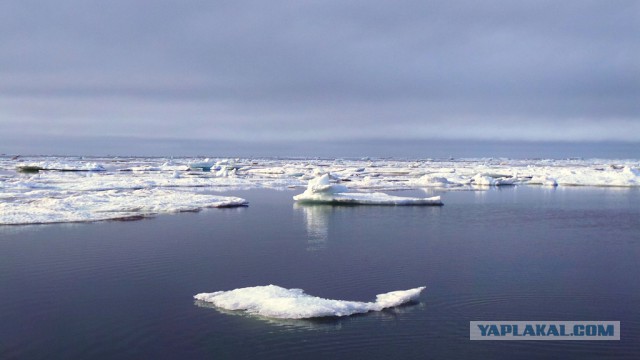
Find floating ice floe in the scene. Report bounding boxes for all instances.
[293,174,443,205]
[194,285,425,319]
[0,188,248,225]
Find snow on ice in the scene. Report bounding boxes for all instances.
[194,285,425,319]
[293,174,443,205]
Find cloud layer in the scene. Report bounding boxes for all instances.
[1,0,638,155]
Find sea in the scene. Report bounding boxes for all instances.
[1,184,638,359]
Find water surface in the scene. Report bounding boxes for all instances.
[1,187,638,359]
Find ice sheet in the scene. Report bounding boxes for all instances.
[194,285,425,319]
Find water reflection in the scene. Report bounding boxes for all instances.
[294,204,332,251]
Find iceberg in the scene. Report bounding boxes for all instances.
[293,174,443,206]
[194,285,425,319]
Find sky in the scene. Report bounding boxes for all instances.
[1,0,638,158]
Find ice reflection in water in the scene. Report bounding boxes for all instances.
[294,204,331,251]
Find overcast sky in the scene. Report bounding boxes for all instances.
[1,0,638,157]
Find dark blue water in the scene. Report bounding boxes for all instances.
[1,187,639,359]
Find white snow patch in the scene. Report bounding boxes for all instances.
[194,285,425,319]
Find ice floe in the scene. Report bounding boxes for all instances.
[0,188,247,225]
[194,285,425,319]
[293,174,443,205]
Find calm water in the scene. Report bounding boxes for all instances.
[1,187,639,359]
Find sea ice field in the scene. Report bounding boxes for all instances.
[1,168,639,359]
[1,155,639,225]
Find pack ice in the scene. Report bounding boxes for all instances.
[2,156,639,225]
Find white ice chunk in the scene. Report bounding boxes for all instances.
[471,173,494,186]
[194,285,425,319]
[528,175,558,187]
[413,174,454,187]
[189,158,215,171]
[215,166,237,177]
[293,174,442,205]
[471,173,516,186]
[552,165,640,187]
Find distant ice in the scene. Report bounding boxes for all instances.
[293,174,443,205]
[413,174,455,188]
[188,158,215,171]
[470,173,517,186]
[2,156,639,225]
[528,175,558,187]
[17,161,106,172]
[194,285,425,319]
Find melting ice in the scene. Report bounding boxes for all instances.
[194,285,426,319]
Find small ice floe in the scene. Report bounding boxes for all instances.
[293,174,443,205]
[194,285,425,319]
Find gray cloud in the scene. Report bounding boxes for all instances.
[0,0,638,155]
